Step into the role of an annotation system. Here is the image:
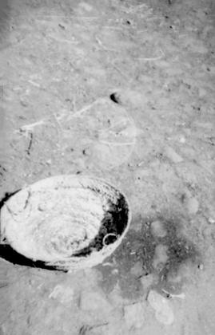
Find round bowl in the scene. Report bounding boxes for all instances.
[0,175,131,271]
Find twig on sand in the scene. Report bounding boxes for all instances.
[79,322,109,335]
[111,62,131,81]
[95,36,131,81]
[68,98,103,119]
[95,36,119,52]
[99,140,135,146]
[51,113,63,136]
[15,120,46,136]
[70,104,94,118]
[28,80,41,88]
[49,35,78,45]
[14,97,104,140]
[162,289,185,299]
[26,132,33,155]
[137,49,165,61]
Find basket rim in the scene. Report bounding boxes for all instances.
[0,174,132,271]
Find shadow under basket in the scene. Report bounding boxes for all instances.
[0,175,131,271]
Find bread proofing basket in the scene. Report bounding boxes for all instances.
[0,175,131,271]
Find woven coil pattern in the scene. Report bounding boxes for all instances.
[0,175,131,271]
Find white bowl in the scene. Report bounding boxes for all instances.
[0,175,131,271]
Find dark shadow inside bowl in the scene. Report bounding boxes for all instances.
[72,193,129,257]
[0,190,130,271]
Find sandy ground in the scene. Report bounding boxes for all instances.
[0,0,215,334]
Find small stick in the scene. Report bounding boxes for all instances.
[68,98,103,119]
[16,120,45,134]
[26,132,33,155]
[137,49,164,61]
[99,140,135,146]
[162,289,185,299]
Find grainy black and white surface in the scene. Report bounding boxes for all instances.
[0,0,215,334]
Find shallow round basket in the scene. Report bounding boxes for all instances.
[0,175,131,271]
